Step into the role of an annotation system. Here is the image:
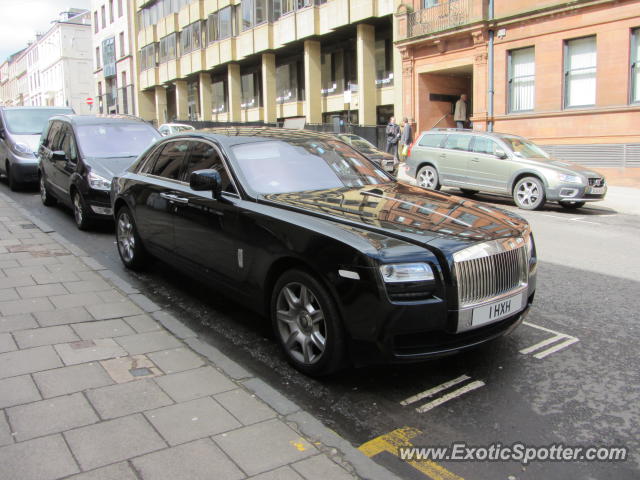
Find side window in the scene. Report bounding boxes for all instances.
[418,134,446,148]
[183,141,235,193]
[472,137,499,156]
[444,134,472,152]
[139,144,164,174]
[149,140,190,180]
[49,123,66,151]
[60,126,78,162]
[43,122,60,148]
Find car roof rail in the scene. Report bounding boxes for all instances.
[429,127,476,132]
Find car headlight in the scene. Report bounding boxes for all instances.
[379,263,434,283]
[557,173,583,184]
[11,142,34,157]
[88,171,112,191]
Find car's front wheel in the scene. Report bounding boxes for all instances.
[72,191,92,230]
[271,269,346,376]
[416,165,440,190]
[115,206,148,270]
[513,176,546,210]
[559,201,586,210]
[39,174,56,206]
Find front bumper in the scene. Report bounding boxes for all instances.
[82,187,113,217]
[546,183,607,202]
[8,156,38,183]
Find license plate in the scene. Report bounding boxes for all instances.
[589,186,605,195]
[472,293,523,327]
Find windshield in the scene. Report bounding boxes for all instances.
[338,134,376,151]
[173,125,194,132]
[76,123,160,158]
[501,136,550,159]
[231,139,392,194]
[3,108,73,135]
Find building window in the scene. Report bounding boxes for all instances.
[140,43,157,71]
[508,47,535,112]
[241,69,262,108]
[187,80,200,120]
[207,13,217,43]
[632,28,640,104]
[276,59,304,103]
[321,42,356,96]
[564,36,597,108]
[212,77,227,113]
[95,46,101,69]
[375,29,393,87]
[118,0,123,17]
[180,21,202,55]
[119,32,125,57]
[159,33,177,63]
[94,11,98,32]
[218,6,232,40]
[101,5,106,28]
[109,0,114,23]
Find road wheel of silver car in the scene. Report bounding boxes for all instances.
[513,176,546,210]
[559,201,586,210]
[271,270,346,376]
[39,174,56,206]
[417,165,440,190]
[115,206,148,270]
[6,163,20,192]
[72,191,92,230]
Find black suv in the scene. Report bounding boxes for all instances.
[37,115,160,229]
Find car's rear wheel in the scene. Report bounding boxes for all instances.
[72,190,92,230]
[559,201,586,210]
[115,206,148,270]
[513,176,545,210]
[417,165,440,190]
[271,269,346,376]
[39,174,56,206]
[460,188,478,195]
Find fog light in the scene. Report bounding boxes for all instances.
[559,188,578,197]
[90,206,113,215]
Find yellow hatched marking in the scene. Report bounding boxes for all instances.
[358,427,464,480]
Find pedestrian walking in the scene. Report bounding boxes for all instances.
[400,117,413,162]
[385,116,401,160]
[454,94,468,129]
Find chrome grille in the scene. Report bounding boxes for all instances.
[454,243,528,307]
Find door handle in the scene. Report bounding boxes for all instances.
[160,192,188,204]
[439,153,446,158]
[471,157,480,162]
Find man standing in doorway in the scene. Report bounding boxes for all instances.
[454,94,468,129]
[400,117,413,161]
[386,116,401,160]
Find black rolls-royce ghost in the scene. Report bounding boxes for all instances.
[111,127,537,376]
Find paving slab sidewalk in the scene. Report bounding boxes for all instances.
[0,193,399,480]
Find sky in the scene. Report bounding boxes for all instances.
[0,0,92,62]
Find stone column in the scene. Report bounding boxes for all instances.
[303,40,321,124]
[227,63,241,122]
[262,53,277,124]
[139,89,157,124]
[199,72,212,121]
[174,79,188,121]
[154,86,167,125]
[356,23,376,126]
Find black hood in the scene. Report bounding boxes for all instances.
[263,182,529,251]
[84,156,139,180]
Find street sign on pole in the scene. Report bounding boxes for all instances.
[86,97,94,105]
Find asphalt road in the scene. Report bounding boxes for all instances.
[4,181,639,480]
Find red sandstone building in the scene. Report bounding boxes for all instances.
[395,0,640,167]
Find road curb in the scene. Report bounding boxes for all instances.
[3,191,402,480]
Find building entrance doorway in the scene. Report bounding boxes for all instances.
[417,64,472,132]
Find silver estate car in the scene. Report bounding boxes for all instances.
[404,129,607,210]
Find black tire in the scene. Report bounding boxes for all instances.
[513,176,546,210]
[72,190,92,230]
[416,165,441,190]
[271,269,346,376]
[39,173,57,206]
[6,163,21,192]
[115,206,148,270]
[559,201,586,210]
[460,188,478,195]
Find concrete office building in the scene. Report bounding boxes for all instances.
[133,0,402,130]
[395,0,640,167]
[92,0,139,114]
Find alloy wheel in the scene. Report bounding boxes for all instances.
[275,282,327,365]
[117,211,136,263]
[516,181,541,207]
[418,166,438,189]
[40,177,47,203]
[73,193,84,225]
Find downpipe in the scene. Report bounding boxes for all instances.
[487,0,495,132]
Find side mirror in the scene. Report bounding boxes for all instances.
[495,148,508,159]
[190,168,223,199]
[51,150,67,161]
